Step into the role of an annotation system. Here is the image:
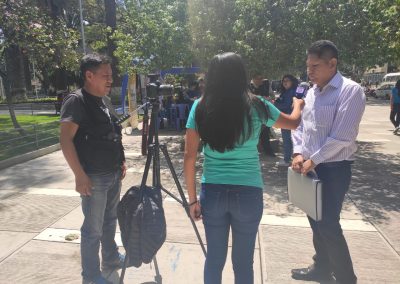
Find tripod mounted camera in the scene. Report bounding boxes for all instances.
[118,83,206,284]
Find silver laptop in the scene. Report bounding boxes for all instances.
[287,167,322,221]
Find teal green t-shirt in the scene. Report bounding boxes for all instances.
[186,97,281,188]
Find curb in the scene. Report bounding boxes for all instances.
[0,143,61,170]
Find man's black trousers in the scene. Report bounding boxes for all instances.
[307,161,357,284]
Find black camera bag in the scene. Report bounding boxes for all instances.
[117,185,166,268]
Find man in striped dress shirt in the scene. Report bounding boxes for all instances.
[291,40,365,284]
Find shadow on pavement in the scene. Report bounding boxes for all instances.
[365,97,390,106]
[350,141,400,223]
[258,140,400,223]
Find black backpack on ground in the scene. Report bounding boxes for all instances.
[117,185,166,268]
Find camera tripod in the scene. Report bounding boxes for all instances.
[119,97,206,284]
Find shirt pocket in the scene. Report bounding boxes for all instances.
[315,105,336,129]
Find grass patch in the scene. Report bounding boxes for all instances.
[0,114,60,161]
[0,114,60,130]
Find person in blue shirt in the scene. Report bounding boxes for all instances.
[184,52,304,284]
[274,74,299,166]
[390,80,400,134]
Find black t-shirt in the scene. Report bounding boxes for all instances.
[60,88,125,174]
[60,89,110,126]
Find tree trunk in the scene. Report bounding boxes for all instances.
[54,67,68,91]
[23,54,33,97]
[5,45,27,102]
[37,0,68,93]
[0,71,26,135]
[104,0,121,86]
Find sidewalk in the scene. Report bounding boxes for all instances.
[1,106,400,283]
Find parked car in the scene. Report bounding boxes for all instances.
[375,83,394,100]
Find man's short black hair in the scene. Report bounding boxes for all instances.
[80,53,111,80]
[307,40,338,61]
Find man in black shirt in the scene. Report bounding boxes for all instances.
[60,53,126,284]
[249,74,275,156]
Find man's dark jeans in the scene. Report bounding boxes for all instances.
[308,161,357,284]
[389,103,400,128]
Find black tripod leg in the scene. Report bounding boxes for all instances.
[153,256,162,284]
[160,145,207,256]
[119,253,129,284]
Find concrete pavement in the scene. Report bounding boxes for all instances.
[0,98,399,283]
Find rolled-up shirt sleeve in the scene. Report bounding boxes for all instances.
[310,86,366,165]
[292,120,304,154]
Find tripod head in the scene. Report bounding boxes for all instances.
[146,81,174,99]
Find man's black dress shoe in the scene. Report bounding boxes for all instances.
[291,265,333,281]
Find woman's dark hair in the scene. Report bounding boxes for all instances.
[280,74,299,94]
[80,53,111,81]
[396,79,400,90]
[195,52,269,153]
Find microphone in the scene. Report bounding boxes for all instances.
[295,83,310,99]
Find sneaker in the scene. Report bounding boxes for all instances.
[276,160,290,167]
[101,253,125,271]
[82,276,112,284]
[394,126,400,134]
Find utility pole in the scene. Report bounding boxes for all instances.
[32,61,38,99]
[79,0,86,54]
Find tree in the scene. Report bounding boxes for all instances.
[113,0,193,75]
[188,0,237,69]
[189,0,394,79]
[363,0,400,68]
[0,0,79,131]
[104,0,121,84]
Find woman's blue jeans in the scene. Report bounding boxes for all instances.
[281,128,293,162]
[80,169,122,281]
[200,184,263,284]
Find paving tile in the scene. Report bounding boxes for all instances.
[260,225,400,283]
[0,194,79,232]
[0,240,82,284]
[0,231,36,262]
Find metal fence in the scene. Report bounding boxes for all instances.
[0,103,58,115]
[0,121,60,161]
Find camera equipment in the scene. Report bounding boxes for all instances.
[118,92,206,284]
[146,82,174,98]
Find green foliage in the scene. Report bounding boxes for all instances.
[1,0,399,90]
[188,0,237,69]
[0,0,80,72]
[363,0,400,66]
[113,0,193,75]
[188,0,400,79]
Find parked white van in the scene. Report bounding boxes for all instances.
[383,72,400,83]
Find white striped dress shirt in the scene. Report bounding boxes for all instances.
[292,72,366,165]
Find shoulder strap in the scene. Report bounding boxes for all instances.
[71,89,95,128]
